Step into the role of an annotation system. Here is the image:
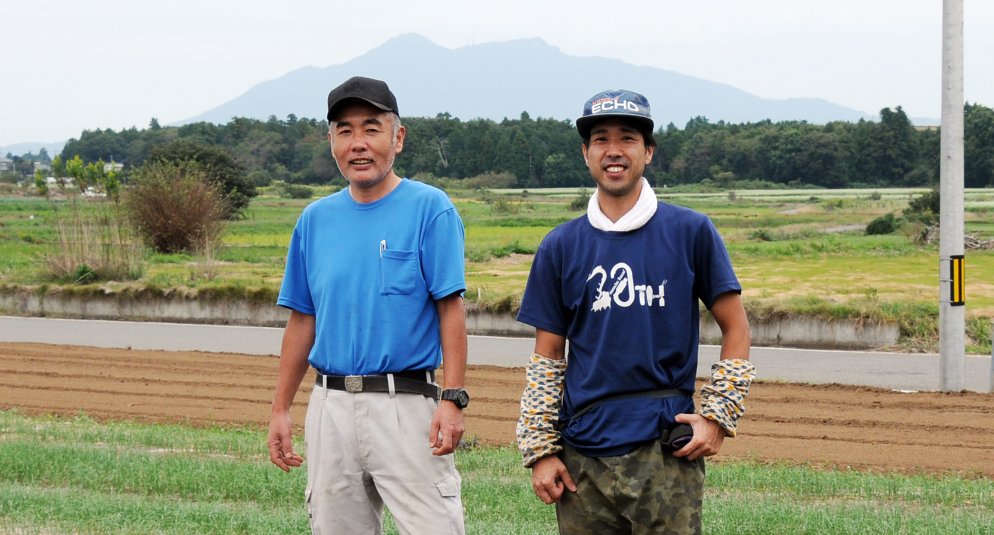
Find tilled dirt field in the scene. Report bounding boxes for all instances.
[3,342,994,477]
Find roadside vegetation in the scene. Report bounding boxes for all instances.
[0,184,992,353]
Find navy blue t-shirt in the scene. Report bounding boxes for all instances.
[516,201,741,456]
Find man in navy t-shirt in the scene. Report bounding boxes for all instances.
[516,89,756,534]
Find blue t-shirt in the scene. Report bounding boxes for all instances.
[277,179,466,375]
[516,201,741,456]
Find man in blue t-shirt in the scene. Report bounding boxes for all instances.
[267,76,469,534]
[516,89,756,534]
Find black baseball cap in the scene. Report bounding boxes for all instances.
[575,89,654,141]
[326,76,399,122]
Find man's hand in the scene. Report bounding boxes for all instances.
[429,399,465,456]
[530,455,577,504]
[671,413,726,461]
[268,412,304,472]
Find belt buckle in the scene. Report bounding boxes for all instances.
[344,375,363,393]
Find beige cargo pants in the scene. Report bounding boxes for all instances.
[304,386,466,535]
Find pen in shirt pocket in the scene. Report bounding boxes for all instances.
[379,239,387,257]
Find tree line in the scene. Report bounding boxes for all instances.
[22,102,994,189]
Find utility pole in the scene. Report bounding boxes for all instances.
[989,323,993,393]
[939,0,965,392]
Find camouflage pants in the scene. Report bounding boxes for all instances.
[556,440,705,535]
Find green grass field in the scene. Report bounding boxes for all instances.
[1,186,993,351]
[2,410,992,535]
[2,187,994,533]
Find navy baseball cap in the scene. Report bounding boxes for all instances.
[575,89,654,140]
[327,76,399,122]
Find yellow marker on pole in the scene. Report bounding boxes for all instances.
[949,255,965,306]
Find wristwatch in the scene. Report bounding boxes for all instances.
[441,388,470,409]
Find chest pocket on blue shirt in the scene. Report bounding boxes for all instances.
[380,249,419,295]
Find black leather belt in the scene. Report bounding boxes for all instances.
[315,369,440,400]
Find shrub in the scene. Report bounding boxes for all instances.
[569,189,591,211]
[69,264,98,284]
[146,140,255,219]
[124,161,227,254]
[904,189,940,218]
[279,183,314,199]
[462,172,517,189]
[866,213,899,235]
[410,173,451,191]
[823,198,846,210]
[490,198,520,215]
[750,228,775,241]
[901,219,932,245]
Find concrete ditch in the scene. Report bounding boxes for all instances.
[0,288,899,350]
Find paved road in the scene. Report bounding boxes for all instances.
[2,316,991,393]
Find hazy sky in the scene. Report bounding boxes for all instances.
[2,0,992,148]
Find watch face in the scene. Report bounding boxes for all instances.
[444,389,469,408]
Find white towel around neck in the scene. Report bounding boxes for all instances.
[586,177,657,232]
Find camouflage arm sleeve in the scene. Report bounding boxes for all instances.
[700,358,756,438]
[516,353,567,468]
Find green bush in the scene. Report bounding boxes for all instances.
[866,213,899,235]
[280,183,314,199]
[750,228,775,241]
[69,264,98,284]
[489,198,521,215]
[147,140,255,219]
[568,189,591,211]
[904,188,940,224]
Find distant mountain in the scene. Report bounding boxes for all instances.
[2,141,66,158]
[178,34,873,128]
